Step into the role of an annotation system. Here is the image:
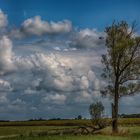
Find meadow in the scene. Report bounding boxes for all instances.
[0,118,140,140]
[0,118,140,127]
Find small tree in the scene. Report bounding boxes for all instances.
[101,21,140,133]
[78,115,82,120]
[89,101,105,129]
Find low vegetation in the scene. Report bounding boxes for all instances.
[0,125,139,140]
[0,118,140,127]
[0,119,139,140]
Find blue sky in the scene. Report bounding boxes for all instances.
[0,0,140,120]
[1,0,140,30]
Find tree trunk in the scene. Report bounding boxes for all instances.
[112,103,118,133]
[112,80,119,133]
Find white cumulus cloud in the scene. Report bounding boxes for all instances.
[0,36,15,75]
[10,16,72,38]
[70,28,105,48]
[0,9,8,28]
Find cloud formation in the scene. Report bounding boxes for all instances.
[0,39,103,119]
[0,9,8,28]
[10,16,72,39]
[0,36,15,75]
[8,15,105,50]
[0,9,139,120]
[70,28,105,48]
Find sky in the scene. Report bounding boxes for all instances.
[1,0,140,29]
[0,0,140,120]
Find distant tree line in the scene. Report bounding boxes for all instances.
[119,113,140,118]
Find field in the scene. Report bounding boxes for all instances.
[0,118,140,140]
[0,118,140,126]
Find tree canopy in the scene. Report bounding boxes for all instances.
[101,21,140,133]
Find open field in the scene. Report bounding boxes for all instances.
[0,118,140,126]
[0,126,140,140]
[0,118,139,140]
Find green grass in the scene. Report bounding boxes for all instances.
[0,126,76,136]
[0,126,140,140]
[0,118,140,127]
[0,119,139,140]
[1,134,140,140]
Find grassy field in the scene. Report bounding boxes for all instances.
[0,126,77,136]
[2,134,140,140]
[0,126,140,140]
[0,119,139,140]
[0,118,140,126]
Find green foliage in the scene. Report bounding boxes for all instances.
[89,102,104,120]
[101,21,140,133]
[89,102,106,128]
[77,115,82,120]
[101,21,140,98]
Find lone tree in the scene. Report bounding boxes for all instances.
[101,21,140,133]
[77,115,82,120]
[89,101,106,129]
